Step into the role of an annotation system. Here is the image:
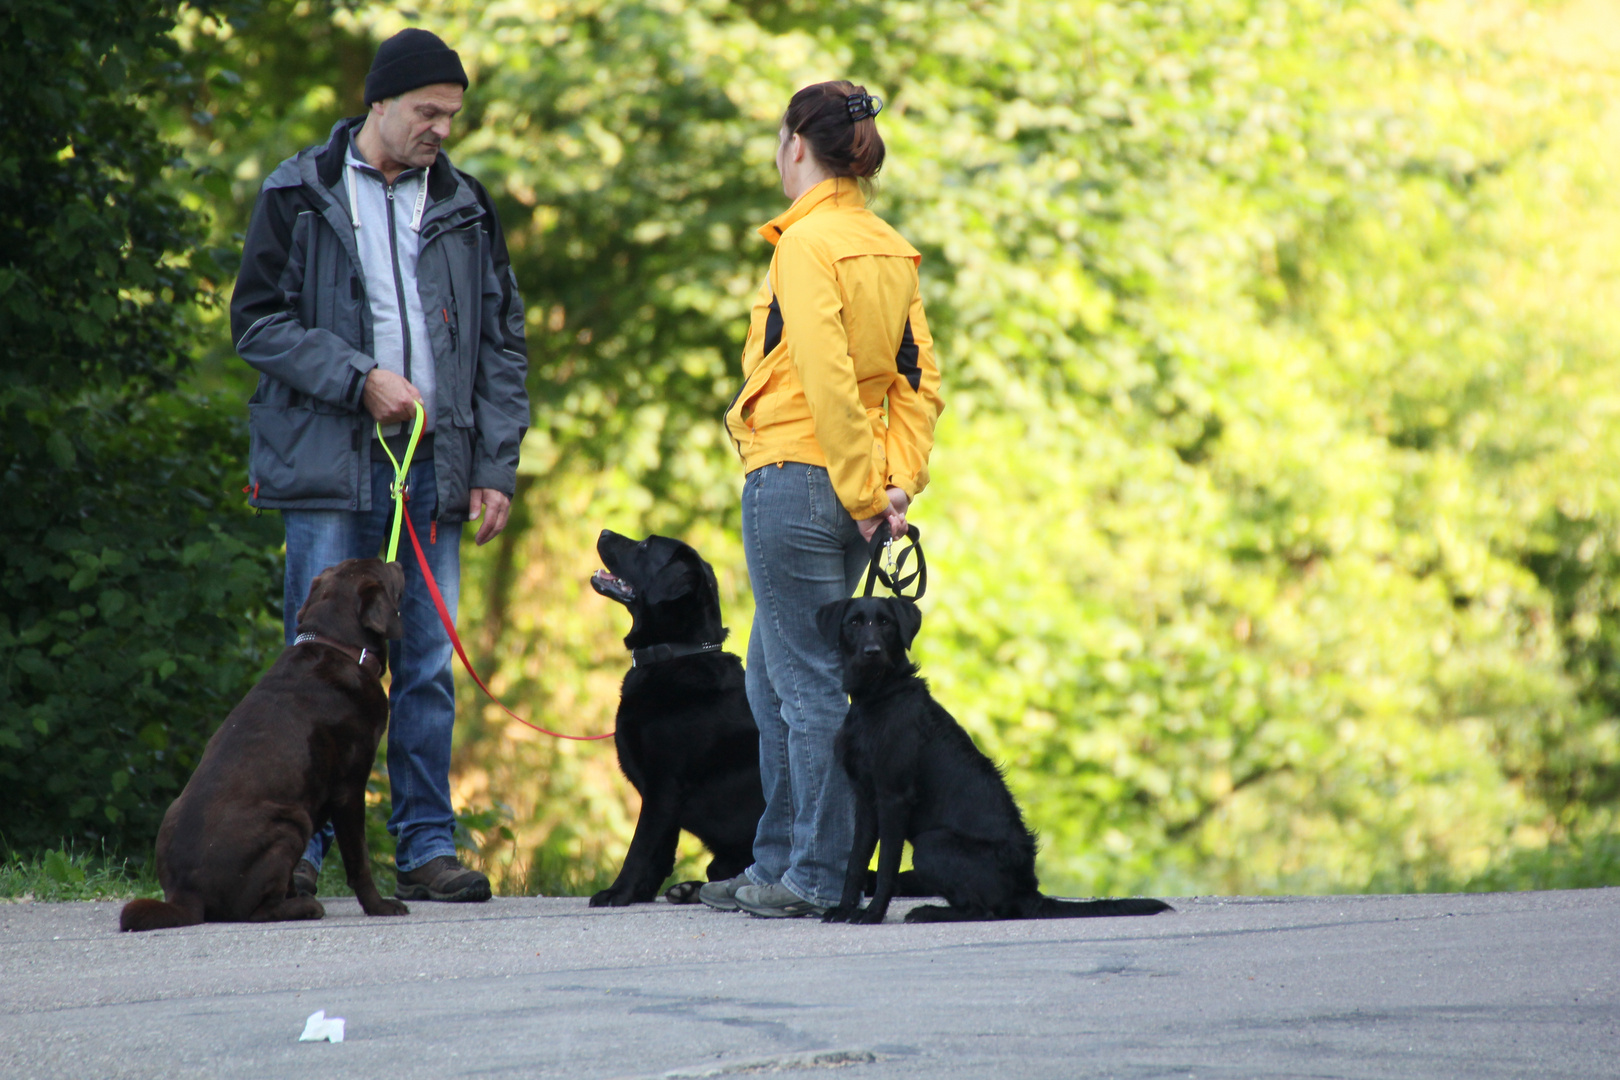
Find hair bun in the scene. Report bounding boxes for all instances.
[845,92,883,122]
[786,80,887,179]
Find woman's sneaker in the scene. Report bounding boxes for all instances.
[734,882,827,918]
[697,874,751,911]
[393,855,491,902]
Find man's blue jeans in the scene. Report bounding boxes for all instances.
[741,462,870,907]
[282,455,461,875]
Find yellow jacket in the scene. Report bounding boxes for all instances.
[726,177,944,520]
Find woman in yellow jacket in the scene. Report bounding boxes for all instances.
[700,81,944,917]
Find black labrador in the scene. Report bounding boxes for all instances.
[816,595,1174,924]
[120,558,410,931]
[588,531,763,906]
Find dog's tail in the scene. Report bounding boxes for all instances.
[119,897,203,932]
[1036,896,1173,919]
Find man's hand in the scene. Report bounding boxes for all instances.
[362,368,424,425]
[857,486,911,543]
[468,488,512,546]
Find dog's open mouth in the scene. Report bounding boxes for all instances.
[591,569,635,603]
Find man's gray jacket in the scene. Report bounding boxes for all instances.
[230,117,529,524]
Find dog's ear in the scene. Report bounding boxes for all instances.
[385,559,406,604]
[294,569,332,626]
[816,599,850,647]
[361,563,405,639]
[889,597,922,649]
[645,559,694,605]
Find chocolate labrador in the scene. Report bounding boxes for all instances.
[120,557,410,931]
[817,596,1174,924]
[588,531,763,906]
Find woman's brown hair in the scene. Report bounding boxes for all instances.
[783,80,885,181]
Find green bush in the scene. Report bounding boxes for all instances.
[0,0,216,400]
[0,391,282,853]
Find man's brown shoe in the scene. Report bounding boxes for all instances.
[393,855,491,903]
[292,858,319,898]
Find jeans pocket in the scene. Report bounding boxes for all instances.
[804,465,845,531]
[803,465,827,528]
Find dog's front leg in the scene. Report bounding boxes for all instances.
[849,792,908,924]
[823,789,879,923]
[331,799,408,916]
[592,784,681,906]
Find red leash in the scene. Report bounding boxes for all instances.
[402,506,615,742]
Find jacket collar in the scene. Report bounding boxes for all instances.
[314,117,353,188]
[757,176,865,245]
[310,117,478,234]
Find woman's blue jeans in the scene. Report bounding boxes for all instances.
[742,462,871,906]
[281,455,461,875]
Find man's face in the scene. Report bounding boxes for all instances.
[372,83,464,171]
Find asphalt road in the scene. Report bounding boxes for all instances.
[2,888,1616,1079]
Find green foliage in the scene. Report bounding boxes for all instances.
[0,392,283,851]
[0,0,285,861]
[1522,514,1620,822]
[0,0,218,399]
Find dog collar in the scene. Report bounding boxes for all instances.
[630,642,724,668]
[294,632,385,680]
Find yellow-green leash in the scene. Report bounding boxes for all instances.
[376,401,426,563]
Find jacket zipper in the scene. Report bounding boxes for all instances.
[385,183,412,384]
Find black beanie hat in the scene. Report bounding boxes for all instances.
[364,28,468,105]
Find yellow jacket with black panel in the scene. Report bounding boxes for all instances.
[725,177,943,520]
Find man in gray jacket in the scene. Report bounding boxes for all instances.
[230,28,529,902]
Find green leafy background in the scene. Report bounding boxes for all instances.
[6,0,1620,897]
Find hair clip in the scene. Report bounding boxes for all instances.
[845,92,883,122]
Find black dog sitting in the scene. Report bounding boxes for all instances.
[816,595,1174,924]
[588,531,764,906]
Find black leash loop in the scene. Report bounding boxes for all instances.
[862,521,926,600]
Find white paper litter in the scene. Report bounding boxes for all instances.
[298,1010,345,1043]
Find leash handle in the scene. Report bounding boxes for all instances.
[862,521,926,600]
[377,402,426,563]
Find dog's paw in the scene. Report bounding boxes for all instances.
[850,905,889,925]
[664,881,704,904]
[821,905,862,923]
[589,888,641,907]
[365,897,409,917]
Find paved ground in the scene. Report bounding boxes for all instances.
[1,888,1616,1079]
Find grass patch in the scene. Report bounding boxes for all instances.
[0,804,696,904]
[1456,832,1620,893]
[303,801,626,899]
[302,845,623,899]
[0,844,160,902]
[1368,825,1620,894]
